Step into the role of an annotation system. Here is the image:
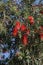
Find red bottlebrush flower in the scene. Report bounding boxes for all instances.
[28,16,34,24]
[40,11,43,14]
[28,16,34,21]
[30,19,34,24]
[15,21,21,30]
[21,24,26,32]
[26,29,30,35]
[39,26,43,31]
[40,33,43,40]
[22,34,28,46]
[12,27,18,37]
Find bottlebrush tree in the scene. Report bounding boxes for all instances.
[0,0,43,65]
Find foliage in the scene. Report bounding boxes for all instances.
[0,0,43,65]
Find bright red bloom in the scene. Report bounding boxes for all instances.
[28,16,34,24]
[22,34,28,46]
[30,19,34,24]
[15,21,21,30]
[12,27,18,37]
[21,24,26,32]
[28,16,34,20]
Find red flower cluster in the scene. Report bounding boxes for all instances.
[12,21,30,46]
[22,34,28,46]
[12,21,27,36]
[28,16,34,24]
[15,21,21,30]
[12,16,34,37]
[21,24,26,32]
[12,16,42,46]
[12,27,18,37]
